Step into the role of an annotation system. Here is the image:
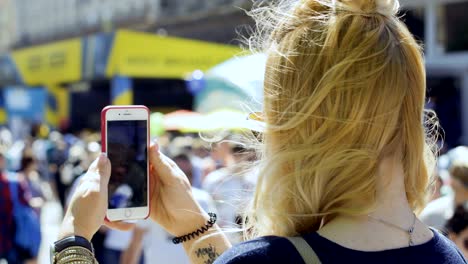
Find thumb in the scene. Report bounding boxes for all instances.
[97,153,111,183]
[149,143,176,183]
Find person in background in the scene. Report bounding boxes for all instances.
[190,138,213,188]
[203,145,255,243]
[174,153,217,213]
[449,160,468,207]
[0,151,17,263]
[421,159,468,231]
[420,170,455,231]
[17,154,45,212]
[120,152,217,264]
[0,151,39,264]
[209,141,236,170]
[31,125,52,188]
[119,227,147,264]
[103,228,141,264]
[47,131,68,207]
[446,205,468,259]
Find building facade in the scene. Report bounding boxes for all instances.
[401,0,468,147]
[9,0,249,49]
[13,0,160,47]
[3,0,468,143]
[0,0,16,53]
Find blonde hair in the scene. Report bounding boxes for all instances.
[244,0,438,238]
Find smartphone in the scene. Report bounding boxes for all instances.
[101,105,150,221]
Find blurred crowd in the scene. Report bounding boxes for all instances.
[0,125,467,263]
[0,126,258,264]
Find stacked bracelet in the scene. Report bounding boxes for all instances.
[54,246,97,264]
[172,212,217,244]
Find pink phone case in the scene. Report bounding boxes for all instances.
[101,105,151,221]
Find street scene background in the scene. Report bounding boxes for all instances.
[0,0,467,263]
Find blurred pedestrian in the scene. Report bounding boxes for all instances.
[17,154,45,212]
[209,141,236,170]
[449,160,468,207]
[47,131,68,207]
[119,227,147,264]
[203,146,254,242]
[421,159,468,231]
[174,153,217,213]
[420,171,455,231]
[120,152,217,264]
[0,152,16,263]
[0,151,41,264]
[446,205,468,259]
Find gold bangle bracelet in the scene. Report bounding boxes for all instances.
[55,246,97,264]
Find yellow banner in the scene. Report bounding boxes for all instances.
[0,108,6,124]
[12,39,82,85]
[106,30,242,79]
[113,90,133,105]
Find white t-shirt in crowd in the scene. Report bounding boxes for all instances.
[420,193,455,231]
[203,168,254,227]
[141,187,217,264]
[104,229,133,251]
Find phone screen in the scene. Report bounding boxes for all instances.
[107,120,148,209]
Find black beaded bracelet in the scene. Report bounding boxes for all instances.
[172,212,217,244]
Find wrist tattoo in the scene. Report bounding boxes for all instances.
[195,244,220,264]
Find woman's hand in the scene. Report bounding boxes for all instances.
[58,154,110,240]
[149,143,209,236]
[58,154,132,241]
[58,142,210,242]
[149,143,232,264]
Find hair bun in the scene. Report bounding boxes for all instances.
[333,0,400,16]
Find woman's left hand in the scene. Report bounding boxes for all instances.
[58,154,133,241]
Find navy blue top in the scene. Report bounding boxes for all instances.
[215,230,467,263]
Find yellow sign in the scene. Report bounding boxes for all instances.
[12,39,82,85]
[0,108,6,124]
[113,90,133,105]
[106,30,242,79]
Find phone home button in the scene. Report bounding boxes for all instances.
[124,209,132,218]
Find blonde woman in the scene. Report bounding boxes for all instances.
[55,0,467,263]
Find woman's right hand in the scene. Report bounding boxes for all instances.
[148,143,209,237]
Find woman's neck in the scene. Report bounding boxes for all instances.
[370,156,414,225]
[317,156,433,251]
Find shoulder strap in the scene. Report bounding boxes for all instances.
[285,236,321,264]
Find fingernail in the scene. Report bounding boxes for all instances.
[99,153,107,162]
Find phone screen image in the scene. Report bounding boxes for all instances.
[107,120,148,209]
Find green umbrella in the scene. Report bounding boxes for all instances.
[150,112,165,136]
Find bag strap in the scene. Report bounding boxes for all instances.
[285,236,321,264]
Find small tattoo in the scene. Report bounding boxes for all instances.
[195,244,220,264]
